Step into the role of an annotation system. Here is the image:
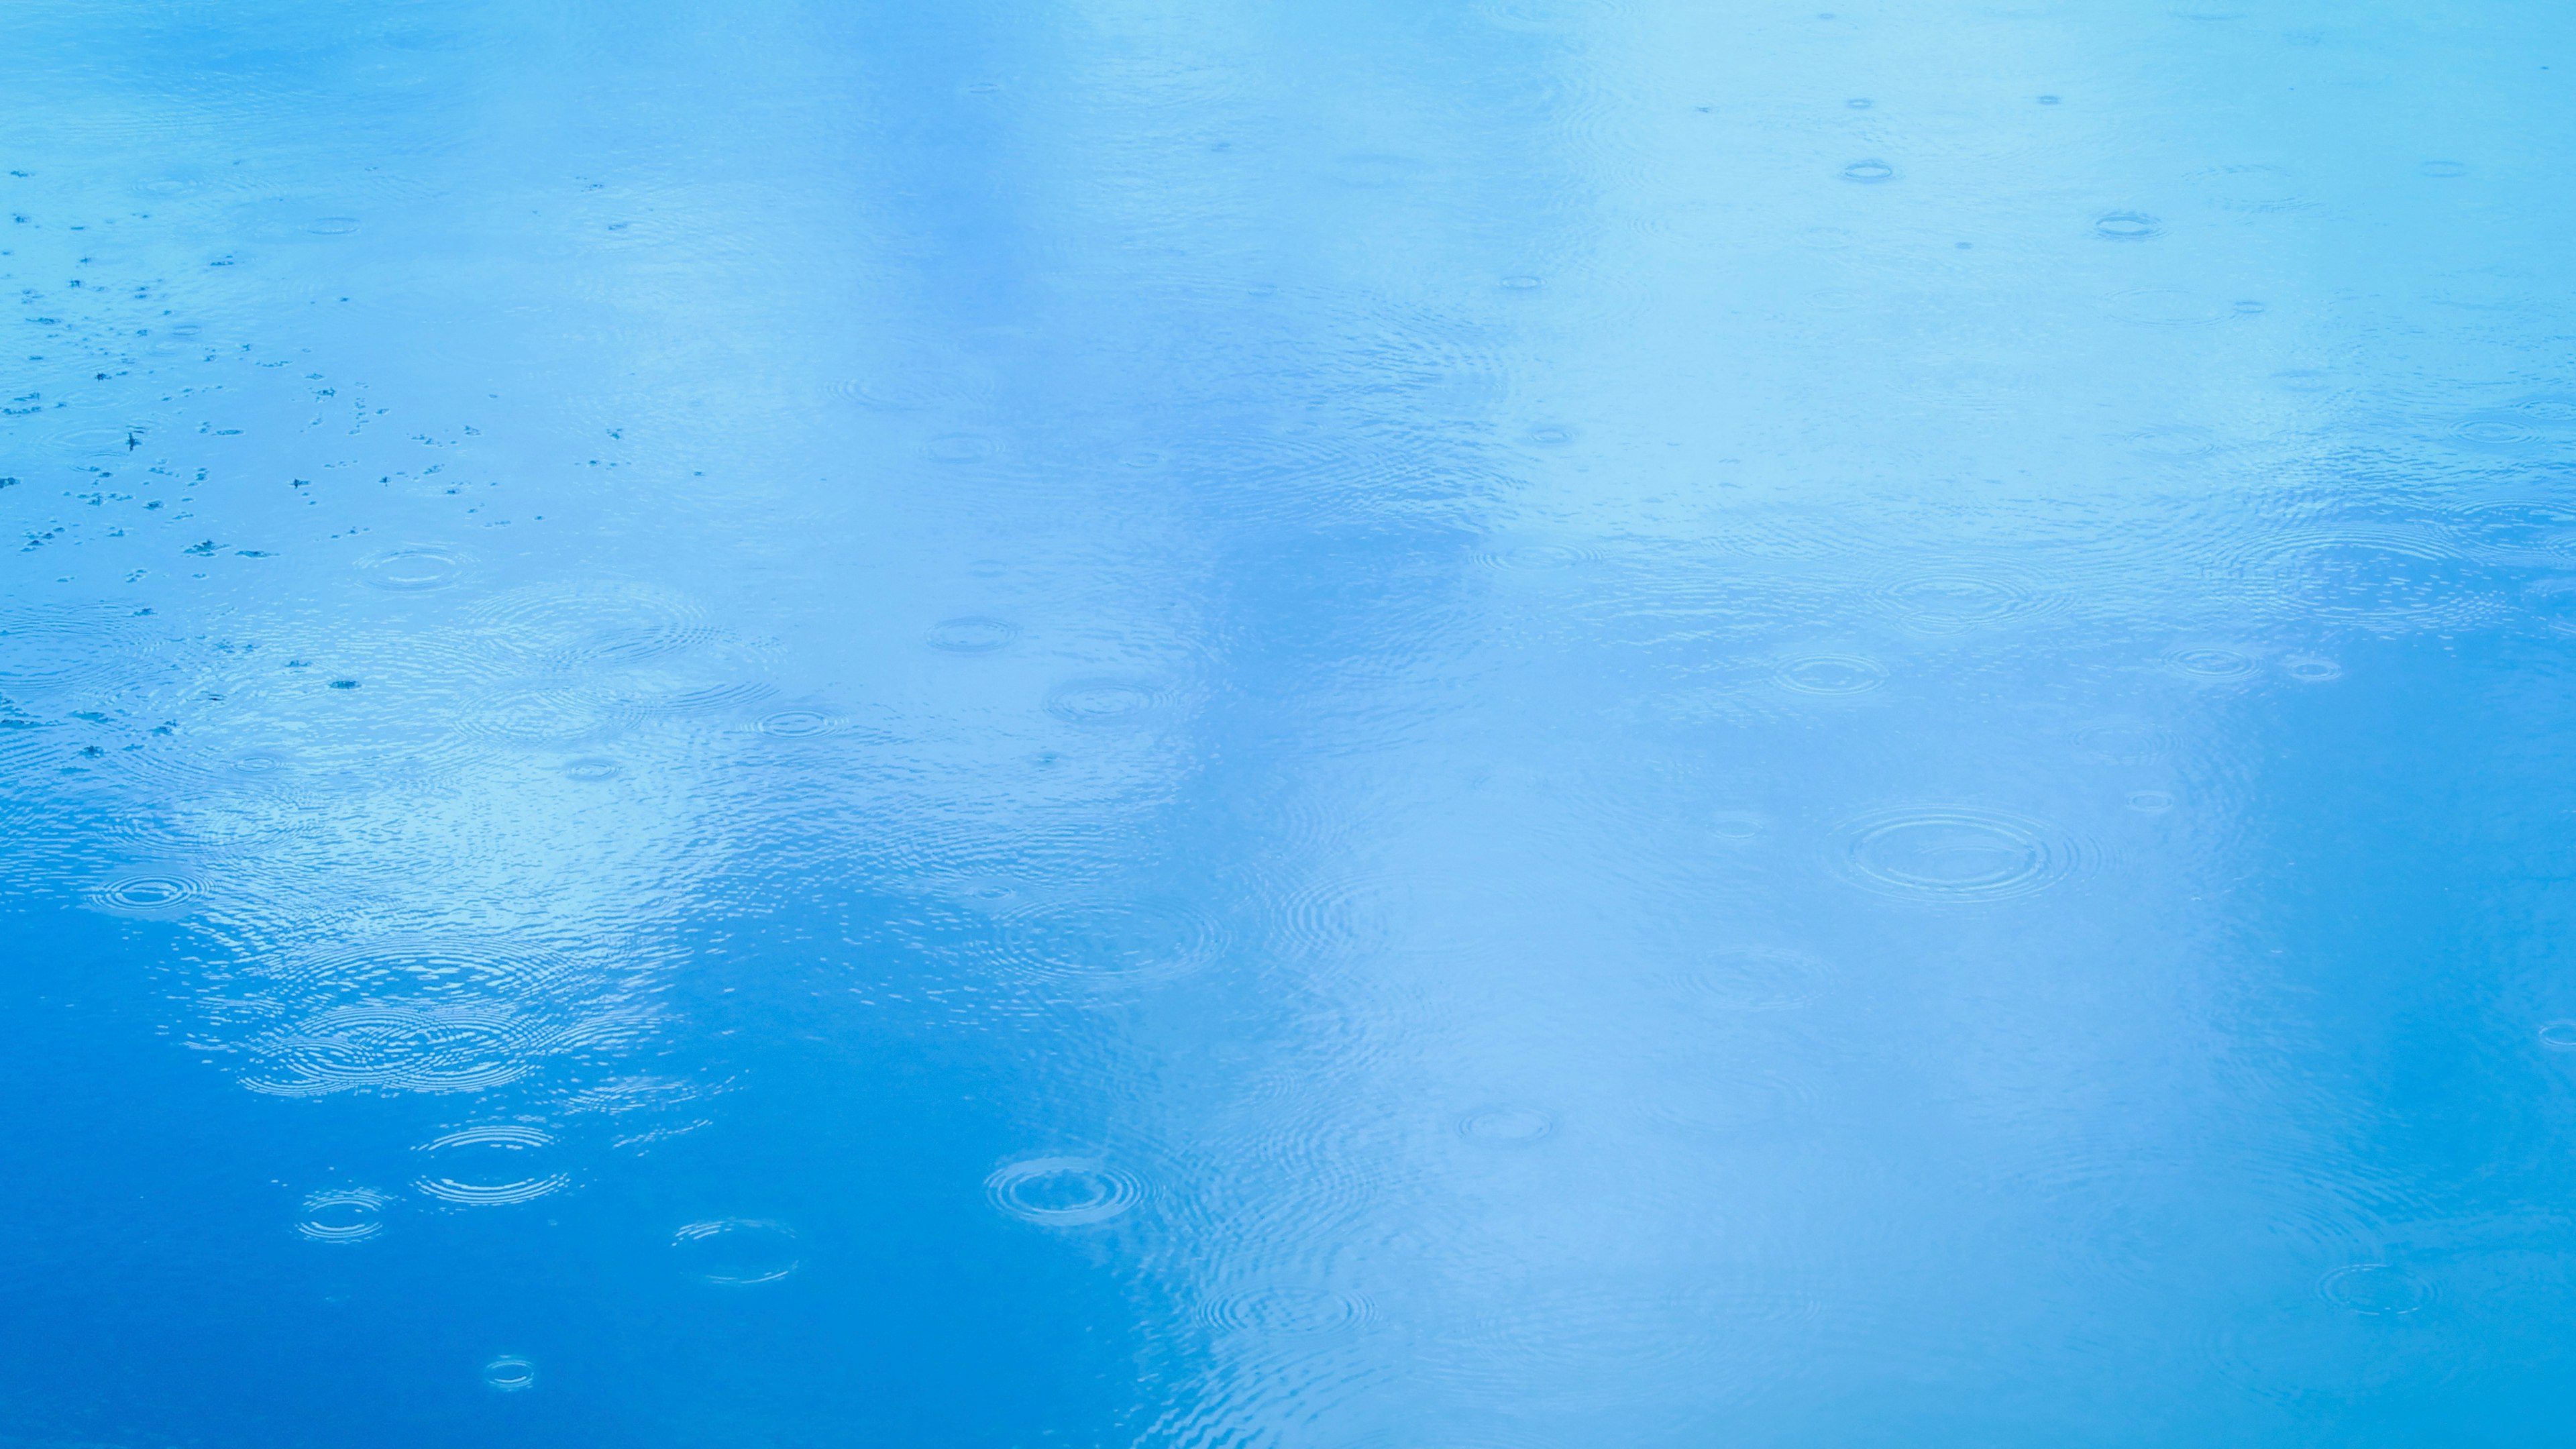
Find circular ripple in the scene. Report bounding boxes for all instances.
[270,937,572,1002]
[927,432,996,462]
[1478,539,1599,570]
[672,1218,802,1285]
[561,755,624,782]
[1003,901,1224,983]
[1878,573,2041,631]
[2126,790,2176,813]
[462,683,646,745]
[2319,1264,2433,1316]
[414,1125,567,1205]
[2281,655,2343,682]
[754,708,845,737]
[2075,720,2172,763]
[1833,806,2084,902]
[1457,1106,1557,1145]
[2106,288,2236,326]
[297,1187,392,1243]
[1044,677,1165,724]
[95,871,204,915]
[1774,654,1886,694]
[2094,211,2162,240]
[1709,810,1766,840]
[252,1006,541,1096]
[2195,164,2303,211]
[1428,1282,1816,1411]
[1675,947,1832,1011]
[2538,1021,2576,1051]
[928,616,1018,653]
[482,1356,537,1393]
[1841,159,1896,183]
[359,545,472,592]
[2163,646,2259,680]
[466,582,708,663]
[2456,500,2576,564]
[1198,1285,1374,1336]
[987,1157,1144,1226]
[2224,527,2491,632]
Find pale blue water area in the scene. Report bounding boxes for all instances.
[4,1,2575,1444]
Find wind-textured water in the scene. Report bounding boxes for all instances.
[2,1,2573,1444]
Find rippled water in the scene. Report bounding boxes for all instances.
[4,1,2575,1444]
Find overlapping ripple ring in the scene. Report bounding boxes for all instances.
[1674,946,1833,1011]
[250,1006,540,1096]
[1831,806,2086,902]
[1002,900,1225,983]
[1877,571,2046,632]
[1196,1285,1376,1336]
[671,1218,802,1285]
[94,871,204,914]
[413,1125,568,1205]
[297,1187,394,1242]
[986,1157,1145,1226]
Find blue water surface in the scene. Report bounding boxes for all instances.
[5,1,2576,1444]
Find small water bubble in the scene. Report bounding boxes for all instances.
[305,217,360,235]
[987,1157,1143,1226]
[2037,94,2061,104]
[2419,160,2470,178]
[1458,1106,1557,1145]
[2125,790,2176,813]
[561,755,624,782]
[1526,426,1573,446]
[482,1355,537,1392]
[1501,274,1542,290]
[1840,159,1896,183]
[2094,211,2163,240]
[672,1218,801,1285]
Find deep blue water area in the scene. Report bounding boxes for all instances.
[6,1,2576,1444]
